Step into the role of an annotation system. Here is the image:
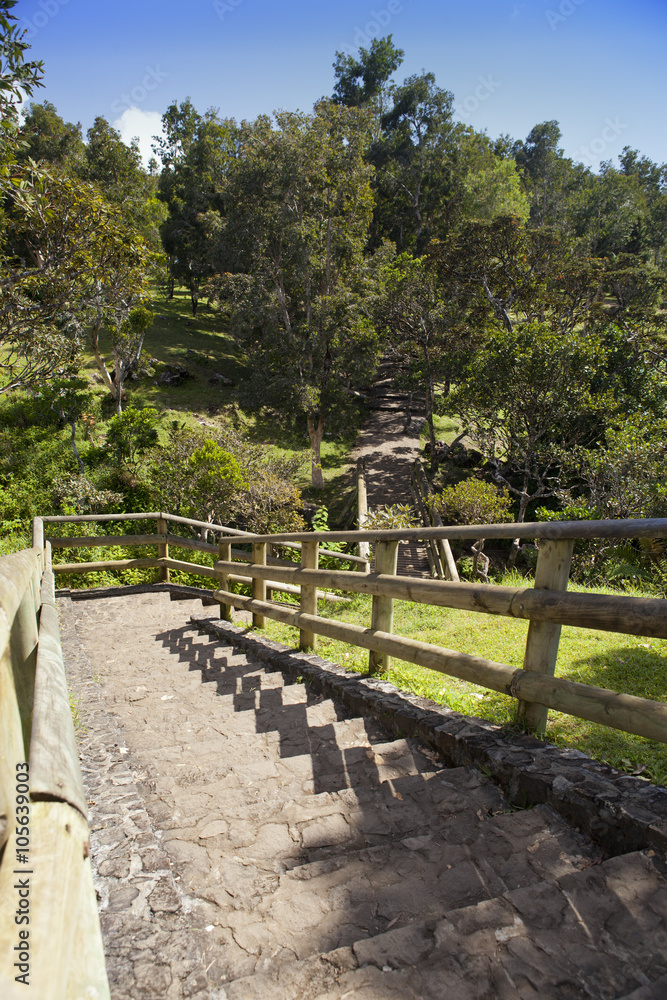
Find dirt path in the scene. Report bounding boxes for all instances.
[353,367,431,577]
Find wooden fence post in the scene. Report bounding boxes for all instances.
[157,514,169,582]
[516,538,574,733]
[252,542,267,628]
[369,540,399,674]
[266,543,273,602]
[300,540,320,650]
[357,458,370,573]
[217,539,233,622]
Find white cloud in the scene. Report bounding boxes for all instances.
[112,107,165,168]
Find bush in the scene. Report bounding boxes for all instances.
[438,478,513,525]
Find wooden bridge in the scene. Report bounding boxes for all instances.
[1,513,667,998]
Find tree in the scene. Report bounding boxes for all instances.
[376,251,475,469]
[149,426,305,533]
[0,0,43,183]
[332,34,404,126]
[374,72,460,251]
[155,100,235,310]
[578,413,667,521]
[457,132,529,224]
[208,101,379,487]
[1,171,153,396]
[37,377,94,473]
[84,116,166,252]
[18,100,84,168]
[105,407,160,467]
[446,323,614,537]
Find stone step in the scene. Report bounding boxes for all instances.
[146,742,448,868]
[223,850,667,1000]
[212,803,598,967]
[157,762,506,872]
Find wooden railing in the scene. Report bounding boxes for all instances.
[409,459,459,581]
[0,521,109,999]
[40,512,667,743]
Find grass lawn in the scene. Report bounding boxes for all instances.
[259,573,667,786]
[419,412,463,447]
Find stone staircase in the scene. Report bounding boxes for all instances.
[60,589,667,1000]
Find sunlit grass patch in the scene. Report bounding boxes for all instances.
[260,577,667,784]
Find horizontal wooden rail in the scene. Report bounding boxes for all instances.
[204,587,667,744]
[48,534,165,548]
[44,513,366,566]
[53,558,163,574]
[161,557,347,604]
[213,560,667,639]
[43,512,160,523]
[226,517,667,546]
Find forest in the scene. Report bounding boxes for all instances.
[2,3,667,592]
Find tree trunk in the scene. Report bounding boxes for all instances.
[89,318,118,404]
[508,477,531,567]
[70,421,84,474]
[190,276,199,317]
[422,345,437,474]
[307,413,326,488]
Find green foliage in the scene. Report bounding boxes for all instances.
[438,478,513,525]
[579,413,667,521]
[309,505,354,569]
[363,504,419,530]
[50,473,123,516]
[105,407,160,466]
[186,440,247,524]
[149,425,305,534]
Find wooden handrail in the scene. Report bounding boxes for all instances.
[0,539,109,998]
[216,516,667,545]
[39,512,667,744]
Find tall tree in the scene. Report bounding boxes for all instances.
[18,100,85,168]
[155,100,234,310]
[513,121,580,228]
[374,72,460,251]
[208,101,379,486]
[332,34,404,128]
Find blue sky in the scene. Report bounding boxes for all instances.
[14,0,667,171]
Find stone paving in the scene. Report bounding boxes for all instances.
[60,588,667,1000]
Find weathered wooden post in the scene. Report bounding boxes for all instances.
[368,540,399,674]
[157,514,169,583]
[516,538,574,733]
[300,540,320,651]
[217,538,233,622]
[266,543,273,602]
[252,542,267,628]
[357,458,370,573]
